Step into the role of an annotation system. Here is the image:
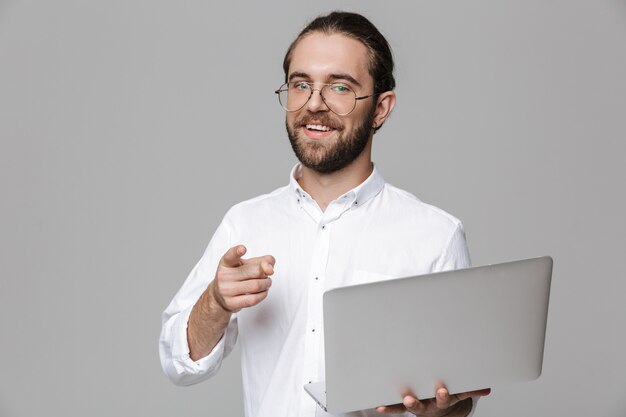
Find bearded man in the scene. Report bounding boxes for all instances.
[160,11,490,417]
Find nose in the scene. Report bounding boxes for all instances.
[306,88,330,113]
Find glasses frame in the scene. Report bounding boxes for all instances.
[274,82,375,116]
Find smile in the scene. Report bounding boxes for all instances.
[305,124,333,132]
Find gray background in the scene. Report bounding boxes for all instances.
[1,1,625,416]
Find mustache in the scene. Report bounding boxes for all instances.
[293,111,344,130]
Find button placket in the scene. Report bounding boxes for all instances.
[300,221,331,417]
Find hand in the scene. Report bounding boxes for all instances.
[376,384,491,417]
[210,245,276,313]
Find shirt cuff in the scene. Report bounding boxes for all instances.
[169,305,228,376]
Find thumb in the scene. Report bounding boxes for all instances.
[219,245,246,268]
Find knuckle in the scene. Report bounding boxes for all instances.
[247,263,263,277]
[255,279,271,293]
[219,282,236,297]
[216,266,235,282]
[215,268,226,281]
[242,295,257,308]
[242,264,257,278]
[247,280,262,293]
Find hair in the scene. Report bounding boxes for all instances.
[282,11,396,97]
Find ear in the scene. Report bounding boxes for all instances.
[372,91,396,130]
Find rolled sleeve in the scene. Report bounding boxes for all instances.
[159,304,238,386]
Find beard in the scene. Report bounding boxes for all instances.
[286,105,376,174]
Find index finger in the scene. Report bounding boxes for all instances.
[241,255,276,275]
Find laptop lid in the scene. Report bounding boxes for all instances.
[305,256,553,414]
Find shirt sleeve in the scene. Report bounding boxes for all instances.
[434,222,471,271]
[158,215,238,386]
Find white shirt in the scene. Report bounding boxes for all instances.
[159,164,476,417]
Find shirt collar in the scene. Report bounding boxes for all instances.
[288,163,385,208]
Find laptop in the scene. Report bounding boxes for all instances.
[304,256,553,413]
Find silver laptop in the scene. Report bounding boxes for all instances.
[304,256,553,414]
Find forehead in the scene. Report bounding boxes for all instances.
[288,32,372,85]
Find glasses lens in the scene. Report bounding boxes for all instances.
[321,84,356,116]
[278,83,309,112]
[277,88,292,111]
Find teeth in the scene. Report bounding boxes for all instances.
[306,124,332,132]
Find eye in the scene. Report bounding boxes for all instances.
[292,82,311,91]
[329,83,352,94]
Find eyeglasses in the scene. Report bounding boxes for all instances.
[275,82,374,116]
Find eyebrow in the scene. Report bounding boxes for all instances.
[288,71,310,82]
[288,71,363,88]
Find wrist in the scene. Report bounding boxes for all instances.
[187,284,233,361]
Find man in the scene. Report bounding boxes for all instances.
[159,11,491,417]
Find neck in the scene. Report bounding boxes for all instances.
[297,141,373,211]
